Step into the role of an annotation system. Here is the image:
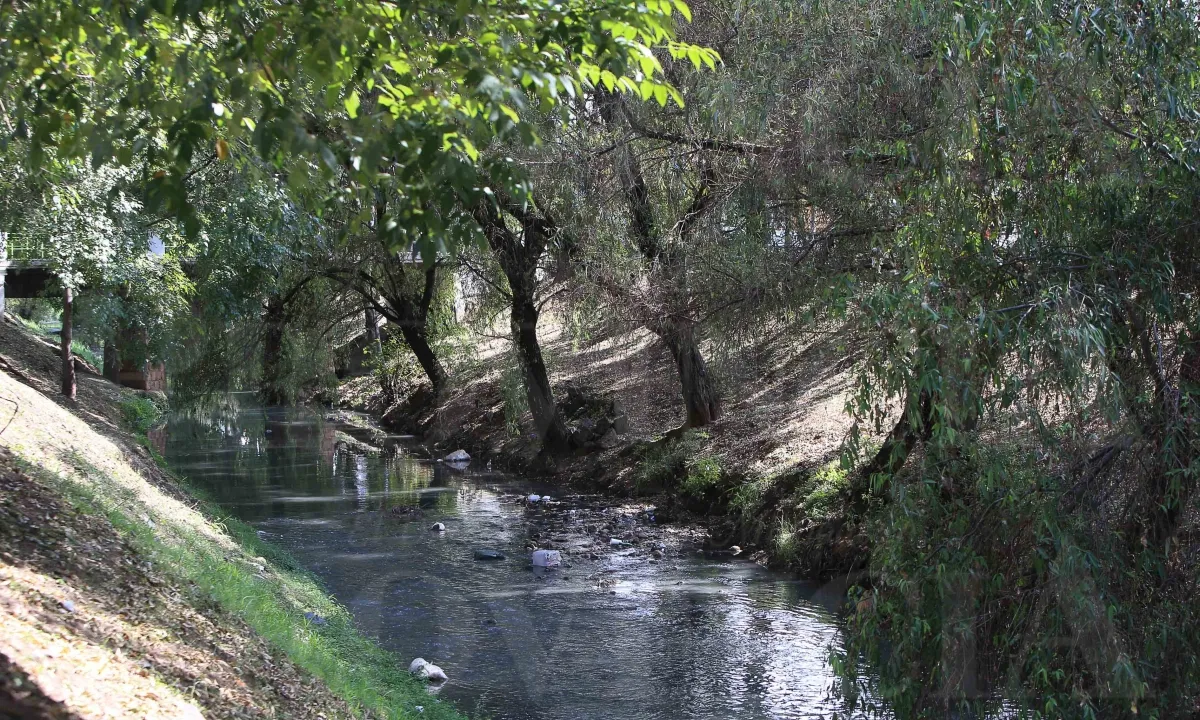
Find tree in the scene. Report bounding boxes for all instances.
[472,193,569,449]
[1,0,708,260]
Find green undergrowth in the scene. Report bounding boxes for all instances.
[118,393,168,437]
[634,430,723,498]
[21,447,464,719]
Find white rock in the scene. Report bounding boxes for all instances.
[527,494,542,503]
[541,495,552,503]
[532,549,561,567]
[444,449,471,462]
[430,522,446,532]
[409,658,428,674]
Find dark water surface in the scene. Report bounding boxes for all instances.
[161,402,864,720]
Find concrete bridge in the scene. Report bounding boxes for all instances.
[0,234,166,392]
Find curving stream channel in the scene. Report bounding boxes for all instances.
[160,403,867,720]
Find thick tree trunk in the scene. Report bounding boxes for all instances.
[663,322,720,427]
[857,389,933,506]
[61,287,76,399]
[397,322,447,395]
[472,199,567,452]
[511,296,567,450]
[261,296,287,405]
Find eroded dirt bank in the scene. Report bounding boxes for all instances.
[337,318,870,578]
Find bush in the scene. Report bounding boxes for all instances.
[118,394,164,436]
[634,430,725,504]
[372,337,422,407]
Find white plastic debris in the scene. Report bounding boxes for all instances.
[444,449,471,462]
[527,494,542,503]
[421,664,448,682]
[409,657,447,682]
[609,538,624,547]
[532,549,562,568]
[430,522,446,532]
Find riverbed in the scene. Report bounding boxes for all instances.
[161,403,865,720]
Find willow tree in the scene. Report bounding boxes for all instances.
[823,1,1200,717]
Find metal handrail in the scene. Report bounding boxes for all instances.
[0,234,48,261]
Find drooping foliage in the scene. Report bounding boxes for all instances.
[3,0,1200,717]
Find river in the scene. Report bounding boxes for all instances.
[160,402,867,720]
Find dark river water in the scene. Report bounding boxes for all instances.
[160,402,866,720]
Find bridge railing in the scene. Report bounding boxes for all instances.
[2,235,49,261]
[0,233,180,263]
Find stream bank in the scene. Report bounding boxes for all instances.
[0,315,464,720]
[337,351,869,581]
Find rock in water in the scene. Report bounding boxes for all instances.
[444,449,471,462]
[430,522,446,532]
[474,549,506,561]
[532,549,562,567]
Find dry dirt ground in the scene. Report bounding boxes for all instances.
[0,315,355,720]
[378,312,861,485]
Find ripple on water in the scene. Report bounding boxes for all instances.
[163,405,872,720]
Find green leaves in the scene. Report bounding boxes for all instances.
[0,0,712,256]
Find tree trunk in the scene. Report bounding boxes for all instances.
[365,307,381,342]
[61,287,76,399]
[397,322,447,395]
[856,389,933,508]
[511,296,567,450]
[261,296,287,405]
[1143,332,1200,552]
[663,321,720,427]
[103,338,120,382]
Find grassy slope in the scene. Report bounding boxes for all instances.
[0,316,463,720]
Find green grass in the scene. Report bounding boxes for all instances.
[10,313,102,368]
[71,340,102,368]
[118,394,165,436]
[19,450,465,720]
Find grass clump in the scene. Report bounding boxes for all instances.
[118,394,166,436]
[794,459,849,521]
[634,430,727,505]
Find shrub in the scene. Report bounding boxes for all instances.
[633,430,725,503]
[118,394,165,436]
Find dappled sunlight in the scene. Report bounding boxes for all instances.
[0,562,207,720]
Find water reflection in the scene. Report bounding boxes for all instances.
[163,405,867,720]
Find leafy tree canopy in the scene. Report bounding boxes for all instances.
[0,0,717,255]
